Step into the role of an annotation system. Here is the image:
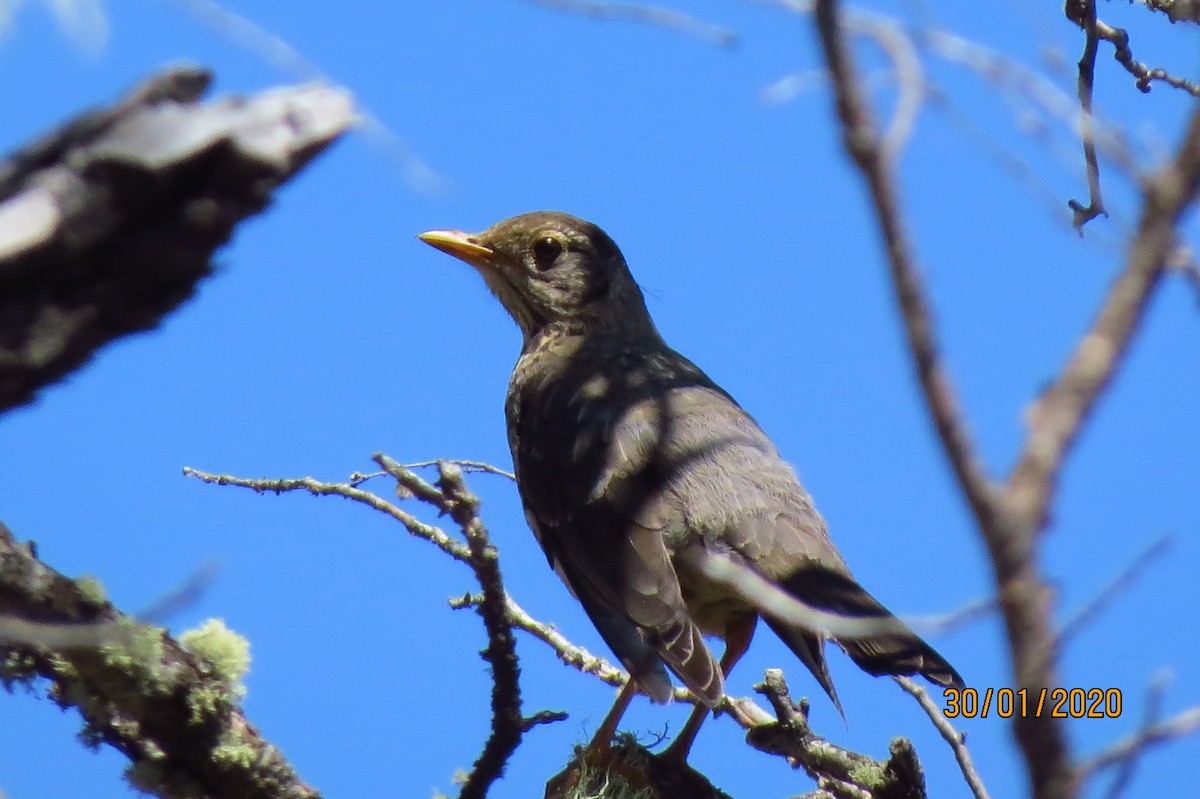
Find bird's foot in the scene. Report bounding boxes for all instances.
[544,734,652,799]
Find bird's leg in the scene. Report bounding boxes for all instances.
[658,614,757,764]
[546,678,649,799]
[586,677,640,752]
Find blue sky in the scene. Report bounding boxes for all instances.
[1,1,1197,797]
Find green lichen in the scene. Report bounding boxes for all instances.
[847,760,886,790]
[185,681,229,725]
[179,618,250,699]
[565,757,655,799]
[1,650,38,686]
[74,574,108,606]
[99,620,166,681]
[212,737,257,768]
[47,653,78,681]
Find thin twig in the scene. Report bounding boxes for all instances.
[894,676,991,799]
[186,460,546,798]
[907,596,997,637]
[403,459,516,481]
[1079,704,1200,779]
[1099,672,1169,799]
[157,0,446,193]
[520,0,738,47]
[0,615,137,649]
[432,462,525,799]
[1066,0,1107,232]
[762,1,924,160]
[1095,18,1200,97]
[1008,108,1200,536]
[451,592,631,689]
[810,0,1000,535]
[183,466,473,561]
[1056,536,1171,652]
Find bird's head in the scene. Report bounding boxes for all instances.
[419,211,657,342]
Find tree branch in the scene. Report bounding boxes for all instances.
[0,66,352,415]
[893,676,990,799]
[188,460,563,798]
[188,460,986,798]
[0,523,319,799]
[1079,705,1200,781]
[1007,107,1200,534]
[747,669,928,799]
[1092,14,1200,96]
[377,455,530,799]
[1065,0,1107,231]
[519,0,737,47]
[811,0,1001,536]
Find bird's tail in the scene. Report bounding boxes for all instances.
[763,618,846,718]
[768,564,964,710]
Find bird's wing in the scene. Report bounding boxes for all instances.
[508,356,724,706]
[606,369,964,696]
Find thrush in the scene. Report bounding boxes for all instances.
[418,212,964,761]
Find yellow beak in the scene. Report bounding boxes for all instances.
[417,229,494,268]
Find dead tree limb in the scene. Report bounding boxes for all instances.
[0,65,353,414]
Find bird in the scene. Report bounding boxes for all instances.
[418,211,964,762]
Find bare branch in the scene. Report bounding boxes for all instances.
[1056,536,1171,652]
[403,459,516,481]
[520,0,738,47]
[1079,705,1200,781]
[1000,102,1200,799]
[810,3,1081,797]
[0,67,352,415]
[907,596,997,638]
[811,0,1001,539]
[894,676,991,799]
[1098,673,1168,799]
[188,458,947,793]
[1065,0,1107,231]
[187,459,554,796]
[1095,17,1200,96]
[432,462,526,799]
[1008,108,1200,534]
[182,467,473,562]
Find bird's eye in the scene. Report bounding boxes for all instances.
[532,236,564,270]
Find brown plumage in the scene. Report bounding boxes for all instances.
[418,211,963,758]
